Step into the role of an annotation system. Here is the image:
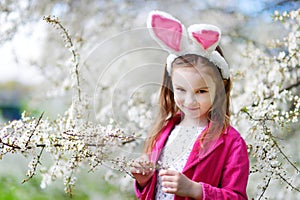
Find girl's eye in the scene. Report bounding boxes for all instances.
[196,90,208,94]
[176,88,185,92]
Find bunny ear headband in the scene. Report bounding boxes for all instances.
[147,10,230,79]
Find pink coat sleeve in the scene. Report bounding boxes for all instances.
[200,137,249,200]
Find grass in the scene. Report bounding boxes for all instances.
[0,172,136,200]
[0,176,88,200]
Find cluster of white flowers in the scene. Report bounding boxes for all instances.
[0,16,140,196]
[0,106,137,195]
[127,91,155,137]
[232,9,300,199]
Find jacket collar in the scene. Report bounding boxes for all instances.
[183,134,224,172]
[152,113,226,171]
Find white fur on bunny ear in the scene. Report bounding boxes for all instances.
[147,10,186,52]
[188,24,221,52]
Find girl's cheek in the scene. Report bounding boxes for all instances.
[174,97,183,106]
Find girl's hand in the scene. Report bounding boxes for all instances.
[130,156,155,188]
[159,169,203,199]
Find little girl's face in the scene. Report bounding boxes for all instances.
[171,66,216,123]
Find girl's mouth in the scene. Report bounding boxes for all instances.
[185,106,200,111]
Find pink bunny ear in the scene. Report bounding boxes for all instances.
[188,24,221,51]
[147,11,184,52]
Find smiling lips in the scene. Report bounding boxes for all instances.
[184,106,200,111]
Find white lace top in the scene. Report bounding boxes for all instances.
[155,125,204,200]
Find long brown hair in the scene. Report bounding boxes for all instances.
[144,47,231,153]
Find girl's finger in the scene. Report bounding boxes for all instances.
[161,175,175,182]
[139,161,155,171]
[130,167,142,174]
[130,162,144,173]
[138,160,154,168]
[162,185,176,194]
[159,169,177,176]
[158,169,167,176]
[131,162,155,174]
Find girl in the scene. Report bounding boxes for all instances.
[131,11,249,200]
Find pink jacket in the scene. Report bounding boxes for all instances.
[135,115,249,200]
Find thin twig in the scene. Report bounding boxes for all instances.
[278,173,300,192]
[271,136,300,173]
[43,16,81,102]
[258,174,272,200]
[265,80,300,100]
[0,139,21,149]
[25,112,44,148]
[22,145,45,183]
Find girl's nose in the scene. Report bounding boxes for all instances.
[186,93,197,105]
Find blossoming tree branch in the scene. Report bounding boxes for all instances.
[0,9,299,199]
